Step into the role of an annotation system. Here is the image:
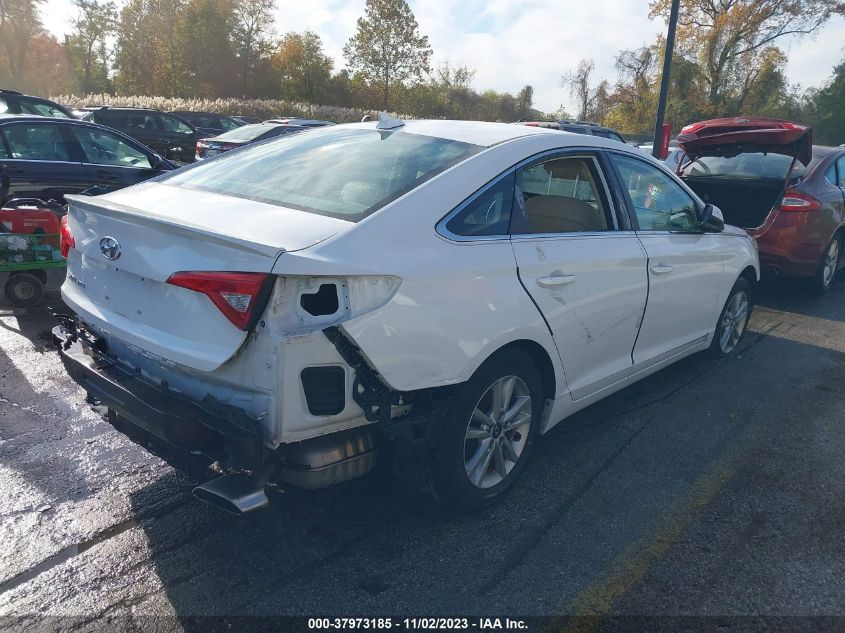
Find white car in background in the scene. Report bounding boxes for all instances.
[55,115,759,513]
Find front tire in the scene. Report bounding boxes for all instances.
[430,349,543,509]
[709,277,752,357]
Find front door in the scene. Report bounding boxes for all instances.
[607,152,727,364]
[510,152,649,400]
[0,121,88,204]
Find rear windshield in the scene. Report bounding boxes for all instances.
[163,127,481,221]
[683,152,806,180]
[215,123,286,141]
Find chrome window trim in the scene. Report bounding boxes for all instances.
[436,147,620,243]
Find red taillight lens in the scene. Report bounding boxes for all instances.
[59,215,75,258]
[166,271,272,330]
[780,189,821,212]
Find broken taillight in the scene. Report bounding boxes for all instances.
[166,271,273,330]
[59,215,75,258]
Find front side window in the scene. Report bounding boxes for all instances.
[159,114,194,135]
[611,153,698,231]
[0,97,9,114]
[1,123,71,161]
[71,126,152,168]
[163,128,480,222]
[511,156,610,234]
[444,172,514,238]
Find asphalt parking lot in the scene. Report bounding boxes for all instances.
[2,269,845,630]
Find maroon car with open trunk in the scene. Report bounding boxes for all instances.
[678,117,845,292]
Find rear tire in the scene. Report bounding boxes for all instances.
[4,272,45,307]
[810,234,840,294]
[430,349,543,510]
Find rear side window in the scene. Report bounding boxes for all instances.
[0,97,9,114]
[837,157,845,187]
[444,172,514,237]
[511,156,611,234]
[1,123,72,161]
[19,99,69,118]
[163,128,481,222]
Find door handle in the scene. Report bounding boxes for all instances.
[650,264,673,275]
[537,274,576,288]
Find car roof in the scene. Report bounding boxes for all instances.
[348,119,560,147]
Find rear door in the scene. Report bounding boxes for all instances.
[156,113,198,163]
[607,151,727,365]
[0,121,88,202]
[509,150,648,400]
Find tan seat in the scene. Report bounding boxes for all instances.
[522,195,607,233]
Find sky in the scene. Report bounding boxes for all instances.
[41,0,845,114]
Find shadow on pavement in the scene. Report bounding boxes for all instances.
[128,306,845,620]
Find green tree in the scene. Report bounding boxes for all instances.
[174,0,237,97]
[232,0,275,94]
[114,0,187,96]
[343,0,432,110]
[65,0,117,94]
[807,58,845,145]
[273,30,333,102]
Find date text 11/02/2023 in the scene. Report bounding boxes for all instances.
[307,618,529,630]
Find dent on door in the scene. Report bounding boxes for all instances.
[512,234,649,401]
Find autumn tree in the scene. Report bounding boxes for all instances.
[0,0,44,87]
[273,31,333,102]
[562,58,610,121]
[65,0,117,93]
[343,0,432,110]
[649,0,845,110]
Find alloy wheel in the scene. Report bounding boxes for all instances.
[822,239,839,288]
[463,375,532,489]
[719,290,749,354]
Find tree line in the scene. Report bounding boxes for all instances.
[0,0,843,142]
[0,0,540,121]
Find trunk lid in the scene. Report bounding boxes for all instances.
[678,117,813,166]
[62,182,351,372]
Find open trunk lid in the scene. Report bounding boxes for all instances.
[678,117,813,166]
[62,182,351,372]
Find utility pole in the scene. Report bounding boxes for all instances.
[652,0,681,158]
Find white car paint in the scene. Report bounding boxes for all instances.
[61,119,759,460]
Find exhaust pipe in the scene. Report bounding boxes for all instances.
[193,473,269,514]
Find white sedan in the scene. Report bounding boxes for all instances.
[55,115,759,513]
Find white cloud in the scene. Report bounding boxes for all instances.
[40,0,844,115]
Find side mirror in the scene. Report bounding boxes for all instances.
[698,203,724,232]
